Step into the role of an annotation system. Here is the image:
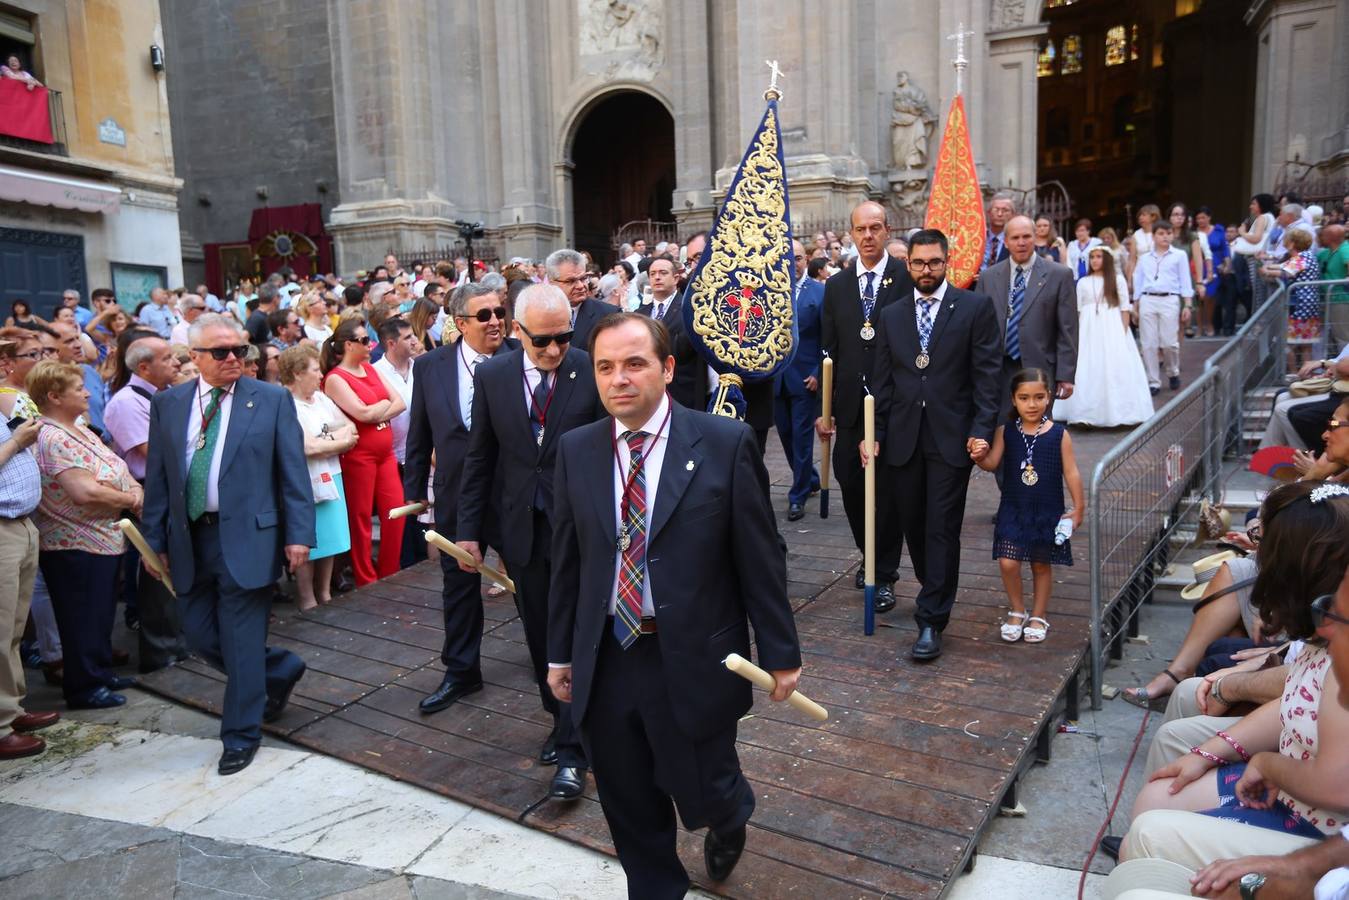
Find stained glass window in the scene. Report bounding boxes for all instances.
[1061,34,1083,74]
[1037,40,1057,77]
[1106,25,1127,66]
[1130,24,1140,60]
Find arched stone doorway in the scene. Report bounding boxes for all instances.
[1034,0,1254,226]
[568,91,675,266]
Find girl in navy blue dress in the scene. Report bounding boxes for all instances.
[970,369,1085,643]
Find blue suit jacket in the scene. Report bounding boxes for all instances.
[141,377,315,594]
[775,278,824,396]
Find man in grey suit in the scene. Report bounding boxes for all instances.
[142,314,314,776]
[975,215,1079,417]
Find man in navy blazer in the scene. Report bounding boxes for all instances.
[868,230,1002,661]
[547,313,802,898]
[454,284,606,801]
[402,281,514,715]
[141,314,313,775]
[547,248,618,353]
[774,238,824,521]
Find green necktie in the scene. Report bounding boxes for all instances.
[187,387,225,521]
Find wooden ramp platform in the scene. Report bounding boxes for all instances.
[141,442,1107,899]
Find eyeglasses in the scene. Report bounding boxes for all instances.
[192,345,249,360]
[1311,593,1349,628]
[1329,419,1349,431]
[14,350,47,360]
[552,276,587,287]
[517,323,574,348]
[910,259,947,271]
[347,335,372,346]
[458,306,507,323]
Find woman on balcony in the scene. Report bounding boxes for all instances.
[2,55,41,89]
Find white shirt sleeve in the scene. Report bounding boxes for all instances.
[1117,275,1132,312]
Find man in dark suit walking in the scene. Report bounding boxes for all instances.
[975,214,1079,420]
[141,314,313,775]
[403,281,513,715]
[818,201,913,610]
[547,313,802,898]
[775,239,824,521]
[548,248,618,352]
[454,284,605,801]
[867,230,1002,661]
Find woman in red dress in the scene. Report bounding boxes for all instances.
[321,318,407,585]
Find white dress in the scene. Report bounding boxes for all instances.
[1054,274,1155,427]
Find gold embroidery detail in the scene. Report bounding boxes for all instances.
[924,96,987,290]
[687,107,794,375]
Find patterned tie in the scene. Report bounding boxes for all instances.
[1006,266,1026,361]
[530,371,551,441]
[862,271,877,322]
[614,430,649,649]
[917,298,936,351]
[186,387,224,521]
[464,353,487,429]
[654,300,665,321]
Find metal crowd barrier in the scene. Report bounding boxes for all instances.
[1085,283,1290,709]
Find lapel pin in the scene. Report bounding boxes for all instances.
[569,371,576,379]
[882,277,892,288]
[685,460,695,471]
[246,400,254,408]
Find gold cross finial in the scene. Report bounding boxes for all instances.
[764,59,784,101]
[946,22,975,94]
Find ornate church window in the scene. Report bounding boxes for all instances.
[1037,39,1057,77]
[1061,34,1083,74]
[1130,24,1140,60]
[1105,25,1127,66]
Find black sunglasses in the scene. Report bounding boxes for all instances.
[347,335,372,346]
[458,306,507,323]
[192,345,249,360]
[1312,593,1349,628]
[517,323,573,349]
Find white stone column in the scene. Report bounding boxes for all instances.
[982,24,1045,194]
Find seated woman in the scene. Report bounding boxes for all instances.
[1128,480,1349,847]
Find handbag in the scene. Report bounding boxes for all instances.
[310,466,340,503]
[1289,376,1333,398]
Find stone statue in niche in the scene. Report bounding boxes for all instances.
[890,71,937,171]
[581,0,661,73]
[891,178,929,216]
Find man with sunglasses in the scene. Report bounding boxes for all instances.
[141,314,313,776]
[547,248,618,352]
[403,282,515,717]
[453,283,604,801]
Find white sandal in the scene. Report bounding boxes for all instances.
[1000,611,1028,642]
[1024,617,1050,643]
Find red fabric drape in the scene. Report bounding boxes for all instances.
[0,79,52,143]
[247,203,333,278]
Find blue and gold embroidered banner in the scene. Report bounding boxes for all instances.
[683,97,796,417]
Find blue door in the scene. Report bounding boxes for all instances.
[0,226,86,320]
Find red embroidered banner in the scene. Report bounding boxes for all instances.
[0,79,53,144]
[924,95,985,289]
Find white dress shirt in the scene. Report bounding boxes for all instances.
[855,255,888,305]
[1132,247,1196,300]
[457,342,488,428]
[184,378,236,513]
[608,393,670,617]
[372,355,414,463]
[648,291,676,323]
[912,277,951,325]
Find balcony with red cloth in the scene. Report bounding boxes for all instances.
[0,78,68,156]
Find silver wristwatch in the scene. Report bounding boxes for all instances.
[1239,872,1266,899]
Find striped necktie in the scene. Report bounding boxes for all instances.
[614,430,649,649]
[187,387,224,521]
[1006,266,1026,361]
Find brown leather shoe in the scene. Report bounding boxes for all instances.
[0,732,45,760]
[12,711,60,733]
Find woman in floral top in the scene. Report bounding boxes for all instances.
[28,361,142,710]
[1128,481,1349,843]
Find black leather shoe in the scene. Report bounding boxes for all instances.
[874,583,896,614]
[1150,386,1160,396]
[1099,835,1122,862]
[67,686,126,709]
[104,675,138,691]
[1169,375,1181,391]
[911,626,942,661]
[854,569,865,590]
[539,727,559,765]
[549,765,585,799]
[218,744,258,776]
[704,824,747,882]
[419,679,483,714]
[264,661,306,723]
[787,503,804,522]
